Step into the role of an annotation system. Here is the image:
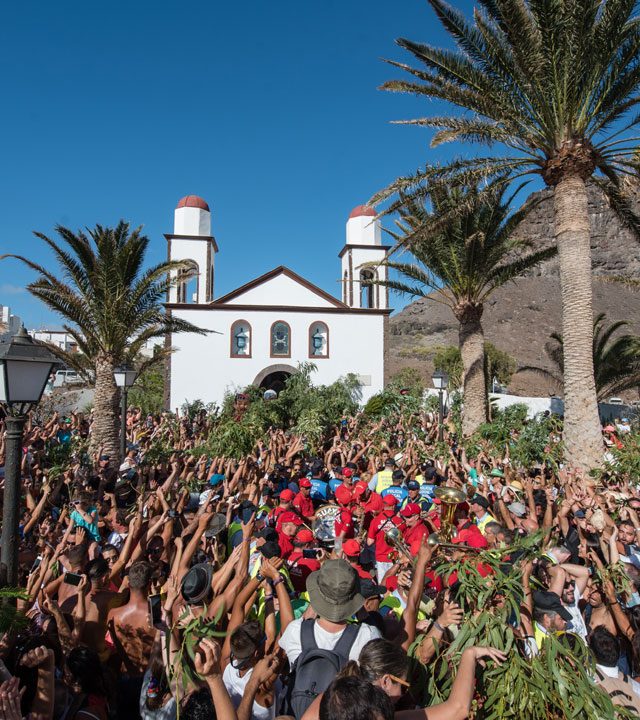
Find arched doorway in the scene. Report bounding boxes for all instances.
[253,364,297,396]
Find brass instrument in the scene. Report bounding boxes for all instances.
[426,532,482,553]
[384,526,416,566]
[434,486,466,542]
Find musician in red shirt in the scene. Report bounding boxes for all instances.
[367,495,406,583]
[334,468,355,507]
[287,528,321,592]
[269,488,295,529]
[343,539,374,581]
[400,503,428,547]
[292,478,314,519]
[334,507,355,540]
[277,510,302,559]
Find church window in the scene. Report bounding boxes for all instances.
[231,320,251,358]
[309,322,329,358]
[271,321,291,358]
[360,269,375,309]
[343,271,348,304]
[178,263,199,303]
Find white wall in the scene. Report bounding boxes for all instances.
[226,274,335,308]
[169,308,386,407]
[346,215,381,246]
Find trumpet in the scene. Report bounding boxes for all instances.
[385,526,416,566]
[426,533,482,553]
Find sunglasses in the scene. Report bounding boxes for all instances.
[388,673,410,688]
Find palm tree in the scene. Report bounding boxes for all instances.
[374,0,640,471]
[369,180,555,434]
[517,313,640,401]
[2,221,206,461]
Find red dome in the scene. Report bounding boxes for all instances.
[177,195,210,211]
[348,204,377,219]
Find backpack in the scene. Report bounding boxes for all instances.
[285,619,359,719]
[595,667,640,715]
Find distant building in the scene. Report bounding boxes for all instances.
[164,196,391,407]
[0,304,22,340]
[29,330,78,353]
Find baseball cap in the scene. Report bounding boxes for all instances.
[300,478,312,489]
[256,527,278,542]
[341,468,353,479]
[384,458,395,467]
[392,469,405,481]
[335,485,353,506]
[407,480,420,490]
[400,502,420,517]
[353,481,369,497]
[342,539,361,558]
[279,511,303,526]
[279,489,295,502]
[452,529,488,549]
[295,528,314,543]
[259,541,282,559]
[507,501,527,518]
[383,495,398,507]
[360,577,387,599]
[99,455,110,461]
[533,590,572,622]
[209,473,225,487]
[489,469,504,478]
[471,495,490,509]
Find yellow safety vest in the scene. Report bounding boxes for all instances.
[375,470,394,495]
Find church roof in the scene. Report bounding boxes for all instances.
[177,195,210,211]
[348,205,377,219]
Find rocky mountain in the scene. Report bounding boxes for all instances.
[388,182,640,398]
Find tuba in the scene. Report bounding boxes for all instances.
[434,486,466,542]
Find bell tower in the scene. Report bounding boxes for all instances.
[339,205,390,309]
[166,195,218,304]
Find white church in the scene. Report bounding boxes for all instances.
[164,196,391,408]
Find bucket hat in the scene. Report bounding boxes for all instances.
[306,559,364,622]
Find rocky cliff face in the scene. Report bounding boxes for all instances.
[388,183,640,398]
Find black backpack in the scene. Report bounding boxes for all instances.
[286,619,359,719]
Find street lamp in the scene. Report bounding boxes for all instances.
[114,363,137,461]
[0,326,59,587]
[431,367,449,442]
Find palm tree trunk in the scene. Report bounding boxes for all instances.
[554,174,603,472]
[455,303,487,435]
[92,353,122,463]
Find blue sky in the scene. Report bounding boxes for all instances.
[2,0,483,328]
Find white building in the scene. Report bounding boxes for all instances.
[165,196,391,407]
[0,305,22,340]
[29,330,78,353]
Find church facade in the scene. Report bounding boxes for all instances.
[164,196,391,408]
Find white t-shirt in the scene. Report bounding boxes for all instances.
[222,663,274,720]
[564,587,587,642]
[279,617,382,666]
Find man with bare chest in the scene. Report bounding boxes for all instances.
[108,562,156,719]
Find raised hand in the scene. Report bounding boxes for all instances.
[194,638,223,679]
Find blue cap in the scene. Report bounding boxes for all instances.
[209,473,225,487]
[407,480,420,490]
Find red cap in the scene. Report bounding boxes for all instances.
[299,478,312,489]
[279,489,295,502]
[295,528,314,543]
[400,502,420,517]
[343,539,361,557]
[353,481,368,496]
[383,495,398,506]
[335,485,353,507]
[280,511,302,526]
[342,468,353,478]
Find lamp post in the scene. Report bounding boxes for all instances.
[431,367,449,443]
[114,363,136,462]
[0,327,59,587]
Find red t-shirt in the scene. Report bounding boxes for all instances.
[277,531,295,560]
[335,509,355,539]
[403,521,428,548]
[335,483,354,507]
[293,492,314,519]
[287,550,321,592]
[362,492,383,515]
[368,510,406,562]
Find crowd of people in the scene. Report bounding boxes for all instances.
[1,398,640,719]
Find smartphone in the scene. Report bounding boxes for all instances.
[64,572,83,586]
[29,556,42,575]
[148,594,163,628]
[303,548,319,560]
[167,510,178,519]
